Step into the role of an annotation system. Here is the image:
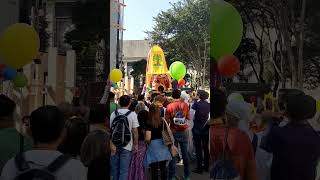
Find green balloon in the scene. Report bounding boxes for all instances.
[170,61,186,80]
[13,74,28,88]
[211,0,243,60]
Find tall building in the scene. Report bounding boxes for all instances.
[110,0,125,70]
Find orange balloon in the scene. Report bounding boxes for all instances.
[178,79,185,86]
[217,55,240,77]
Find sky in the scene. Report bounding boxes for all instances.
[123,0,181,40]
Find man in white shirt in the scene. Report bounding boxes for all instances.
[1,106,87,180]
[110,95,139,180]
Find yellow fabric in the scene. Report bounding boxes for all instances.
[145,45,170,86]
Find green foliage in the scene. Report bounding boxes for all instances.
[64,0,107,81]
[131,60,147,80]
[229,0,320,89]
[147,0,210,87]
[64,0,107,54]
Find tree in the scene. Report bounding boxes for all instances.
[147,0,210,88]
[64,0,107,82]
[234,38,258,82]
[229,0,320,90]
[131,60,147,80]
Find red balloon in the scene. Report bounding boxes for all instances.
[0,64,5,72]
[217,55,240,77]
[178,79,185,86]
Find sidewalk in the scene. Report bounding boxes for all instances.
[176,161,210,179]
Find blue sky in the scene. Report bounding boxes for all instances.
[123,0,181,40]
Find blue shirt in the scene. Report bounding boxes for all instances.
[262,122,320,180]
[192,100,210,131]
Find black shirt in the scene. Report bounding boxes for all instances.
[146,121,163,140]
[263,122,320,180]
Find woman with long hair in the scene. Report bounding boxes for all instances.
[144,103,172,180]
[80,130,109,180]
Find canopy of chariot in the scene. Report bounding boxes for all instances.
[145,45,172,92]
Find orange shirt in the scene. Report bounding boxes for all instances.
[165,100,190,132]
[210,125,257,180]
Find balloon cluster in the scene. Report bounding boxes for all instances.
[169,61,187,88]
[0,23,38,88]
[0,64,28,88]
[109,69,122,90]
[211,0,242,77]
[111,82,119,90]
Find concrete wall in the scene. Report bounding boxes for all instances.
[122,40,151,62]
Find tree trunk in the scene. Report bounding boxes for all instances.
[297,0,306,89]
[248,58,260,82]
[281,9,298,88]
[273,68,280,97]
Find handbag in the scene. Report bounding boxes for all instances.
[162,118,174,146]
[162,118,179,157]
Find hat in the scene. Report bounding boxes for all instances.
[181,91,190,101]
[226,100,253,132]
[227,93,244,103]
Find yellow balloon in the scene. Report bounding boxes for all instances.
[110,69,123,83]
[0,23,40,69]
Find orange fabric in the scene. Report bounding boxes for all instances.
[165,100,190,132]
[210,125,257,180]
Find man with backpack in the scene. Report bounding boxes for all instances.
[110,95,139,180]
[165,89,191,180]
[1,105,87,180]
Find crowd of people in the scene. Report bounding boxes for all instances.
[109,87,320,180]
[0,95,109,180]
[0,86,320,180]
[109,88,211,180]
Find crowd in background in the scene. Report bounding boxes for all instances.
[0,95,109,180]
[0,85,320,180]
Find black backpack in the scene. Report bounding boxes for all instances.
[14,153,71,180]
[111,110,131,147]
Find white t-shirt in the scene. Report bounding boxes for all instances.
[110,109,139,151]
[0,150,87,180]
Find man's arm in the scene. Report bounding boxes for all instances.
[131,113,140,147]
[110,141,117,155]
[100,84,109,104]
